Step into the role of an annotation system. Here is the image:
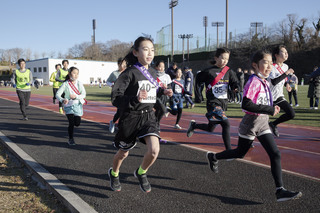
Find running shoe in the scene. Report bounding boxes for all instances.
[276,188,302,202]
[295,104,299,107]
[191,104,195,108]
[314,107,318,110]
[23,116,28,121]
[59,108,64,114]
[269,122,279,137]
[174,124,182,129]
[134,169,151,193]
[109,120,115,133]
[187,120,196,138]
[108,168,121,191]
[206,152,218,173]
[68,138,76,146]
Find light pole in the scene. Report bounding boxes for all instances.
[178,34,186,62]
[169,0,178,62]
[203,16,208,51]
[92,19,96,45]
[186,34,193,61]
[250,22,263,36]
[225,0,228,47]
[212,22,224,48]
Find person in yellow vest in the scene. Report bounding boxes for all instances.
[50,64,61,104]
[55,59,69,114]
[11,58,33,120]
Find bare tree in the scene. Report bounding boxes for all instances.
[25,48,32,61]
[11,48,24,62]
[49,51,56,58]
[287,14,298,50]
[33,52,39,60]
[295,18,306,49]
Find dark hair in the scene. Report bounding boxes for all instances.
[62,59,69,65]
[65,67,79,81]
[17,58,25,66]
[251,49,272,69]
[55,64,62,69]
[123,36,154,67]
[155,60,165,67]
[117,57,123,65]
[272,45,286,59]
[210,47,230,65]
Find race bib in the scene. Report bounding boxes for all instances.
[174,84,182,94]
[137,80,157,103]
[212,83,228,99]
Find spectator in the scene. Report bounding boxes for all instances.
[166,62,178,80]
[184,67,195,108]
[286,73,299,107]
[308,66,320,109]
[236,67,244,104]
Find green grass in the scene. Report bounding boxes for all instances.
[1,85,319,127]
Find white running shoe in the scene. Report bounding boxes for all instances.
[174,124,182,129]
[109,120,115,133]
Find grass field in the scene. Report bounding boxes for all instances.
[1,84,319,127]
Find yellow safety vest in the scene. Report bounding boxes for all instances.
[16,69,31,90]
[50,71,60,88]
[58,68,68,87]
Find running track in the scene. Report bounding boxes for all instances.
[0,89,319,181]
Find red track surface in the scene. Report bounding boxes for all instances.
[1,89,319,181]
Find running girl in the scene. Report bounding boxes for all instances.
[206,50,302,202]
[167,68,190,129]
[187,48,238,150]
[11,58,33,120]
[56,67,86,146]
[268,45,295,137]
[108,37,173,193]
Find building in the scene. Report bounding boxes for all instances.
[19,58,118,85]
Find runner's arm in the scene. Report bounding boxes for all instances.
[270,73,288,86]
[242,97,274,115]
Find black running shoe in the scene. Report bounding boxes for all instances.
[276,188,302,202]
[206,152,218,173]
[187,120,196,138]
[108,168,121,191]
[68,138,76,146]
[269,122,279,137]
[134,169,151,193]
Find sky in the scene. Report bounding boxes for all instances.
[1,0,320,58]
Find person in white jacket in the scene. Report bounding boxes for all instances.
[56,67,86,145]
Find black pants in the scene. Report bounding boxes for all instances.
[216,134,283,187]
[112,108,120,123]
[53,88,58,101]
[16,90,31,117]
[288,90,298,105]
[59,92,65,108]
[195,119,231,150]
[272,97,295,127]
[66,114,81,139]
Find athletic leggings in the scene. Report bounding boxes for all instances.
[215,134,283,187]
[272,98,295,126]
[66,114,81,139]
[168,108,183,125]
[195,119,231,150]
[113,108,120,123]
